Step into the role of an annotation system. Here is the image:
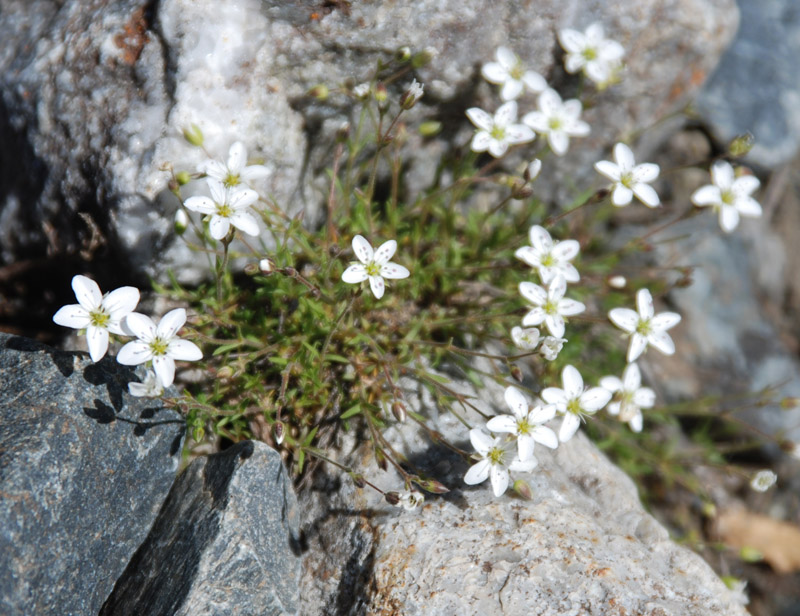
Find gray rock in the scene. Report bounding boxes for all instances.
[298,372,747,615]
[696,0,800,168]
[0,0,738,282]
[100,440,302,616]
[0,333,184,616]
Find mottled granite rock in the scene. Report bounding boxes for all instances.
[696,0,800,168]
[100,440,302,616]
[0,0,738,281]
[0,333,184,615]
[298,373,748,616]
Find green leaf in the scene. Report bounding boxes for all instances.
[340,404,361,419]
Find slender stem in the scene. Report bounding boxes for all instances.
[544,189,607,227]
[320,289,360,366]
[327,141,344,248]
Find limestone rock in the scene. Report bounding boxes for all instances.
[0,0,738,282]
[0,333,184,615]
[298,374,748,615]
[100,440,302,616]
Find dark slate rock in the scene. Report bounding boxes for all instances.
[100,440,301,616]
[696,0,800,167]
[0,333,184,616]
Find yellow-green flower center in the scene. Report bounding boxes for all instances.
[721,189,735,206]
[541,253,555,268]
[517,417,531,436]
[567,398,582,415]
[510,62,524,81]
[490,125,506,141]
[635,319,652,337]
[620,171,635,189]
[149,337,170,357]
[544,299,558,315]
[582,47,598,61]
[223,173,241,188]
[89,308,110,329]
[365,262,381,277]
[549,117,563,131]
[488,446,505,465]
[216,203,233,218]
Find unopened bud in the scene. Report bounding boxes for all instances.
[273,421,285,445]
[374,83,388,103]
[608,275,626,289]
[728,132,754,158]
[175,171,192,186]
[418,479,449,494]
[336,122,351,142]
[411,47,437,69]
[174,209,188,235]
[700,501,717,518]
[524,159,542,182]
[352,82,371,100]
[419,121,442,137]
[513,479,532,500]
[307,84,329,100]
[243,263,259,276]
[510,365,523,383]
[182,123,204,147]
[511,178,533,200]
[259,258,274,274]
[376,448,388,471]
[395,46,412,63]
[384,491,401,505]
[217,366,234,379]
[400,79,424,110]
[351,473,366,489]
[391,401,407,422]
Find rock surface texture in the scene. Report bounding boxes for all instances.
[100,440,302,616]
[0,333,184,616]
[697,0,800,168]
[298,375,749,616]
[0,0,738,280]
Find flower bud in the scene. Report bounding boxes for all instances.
[273,421,285,445]
[418,121,442,137]
[391,400,407,423]
[728,132,754,158]
[174,209,188,235]
[259,258,274,274]
[243,263,259,276]
[307,84,329,100]
[395,46,412,63]
[351,473,366,489]
[217,365,234,379]
[524,159,542,182]
[374,83,388,103]
[384,491,401,505]
[352,83,371,100]
[510,178,533,200]
[510,365,523,383]
[400,79,424,110]
[336,122,351,142]
[175,171,192,186]
[513,479,532,500]
[182,123,204,147]
[411,47,437,68]
[608,275,626,289]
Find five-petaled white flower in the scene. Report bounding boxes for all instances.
[750,469,777,492]
[481,46,547,101]
[184,179,260,241]
[128,369,165,398]
[690,161,762,233]
[117,308,203,388]
[594,143,660,207]
[53,275,140,363]
[519,275,585,338]
[341,235,410,299]
[487,386,558,461]
[558,23,625,85]
[539,336,567,361]
[198,141,269,189]
[599,363,655,433]
[608,288,681,362]
[515,225,580,284]
[542,364,612,442]
[511,325,540,350]
[463,428,538,497]
[466,101,535,158]
[523,89,590,156]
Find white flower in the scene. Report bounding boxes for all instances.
[116,308,203,388]
[608,275,627,289]
[511,326,540,350]
[594,143,660,207]
[599,363,655,432]
[481,46,547,101]
[539,336,567,361]
[515,225,580,284]
[353,82,371,100]
[558,23,625,85]
[750,469,777,492]
[401,79,424,109]
[690,161,762,233]
[341,235,410,299]
[198,141,269,189]
[519,275,585,338]
[526,159,542,182]
[466,101,535,158]
[393,490,425,511]
[463,428,537,497]
[53,275,140,362]
[128,369,164,398]
[184,179,260,241]
[542,364,612,442]
[486,386,558,461]
[522,88,590,156]
[608,288,681,362]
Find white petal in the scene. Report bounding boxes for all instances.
[600,40,625,62]
[198,159,227,180]
[560,263,581,284]
[153,355,176,388]
[207,179,228,205]
[562,99,583,121]
[519,281,547,305]
[633,387,656,408]
[481,61,508,84]
[157,308,187,339]
[613,143,635,170]
[528,225,553,252]
[541,387,567,406]
[116,340,153,366]
[633,184,660,208]
[495,101,518,126]
[230,211,260,237]
[522,308,546,327]
[102,286,140,319]
[470,428,495,454]
[559,413,581,442]
[538,88,562,115]
[504,386,529,419]
[585,60,610,84]
[528,404,556,424]
[490,465,510,497]
[581,387,612,413]
[719,205,740,232]
[342,264,368,283]
[515,246,541,268]
[651,312,681,331]
[564,55,585,74]
[548,275,567,301]
[470,131,492,152]
[558,28,584,54]
[609,308,638,333]
[585,23,605,43]
[599,376,623,393]
[732,175,760,196]
[72,275,102,311]
[124,312,157,341]
[523,71,547,92]
[486,415,518,434]
[496,46,518,70]
[86,326,110,362]
[227,141,247,174]
[240,165,270,182]
[562,365,584,398]
[710,160,734,190]
[558,299,585,317]
[622,363,642,390]
[632,163,660,184]
[53,304,90,330]
[209,216,231,240]
[464,459,490,485]
[488,139,509,158]
[531,426,559,449]
[184,196,216,215]
[691,185,721,207]
[229,188,259,210]
[368,275,385,299]
[636,288,654,319]
[373,239,397,264]
[517,434,536,461]
[647,330,676,355]
[352,235,374,264]
[506,124,535,145]
[612,185,634,206]
[466,108,494,132]
[629,413,643,432]
[522,111,548,132]
[736,197,762,218]
[501,79,524,101]
[549,131,569,156]
[594,160,621,181]
[509,456,538,472]
[379,262,409,279]
[628,333,649,362]
[607,402,621,416]
[168,338,203,361]
[545,313,565,338]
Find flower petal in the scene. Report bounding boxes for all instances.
[464,459,490,485]
[633,387,656,408]
[466,108,493,132]
[647,330,676,355]
[651,312,681,331]
[549,131,569,156]
[501,79,524,101]
[548,275,567,301]
[207,179,228,205]
[352,235,374,264]
[608,307,638,333]
[379,262,409,280]
[86,326,110,362]
[230,211,260,237]
[373,239,397,264]
[487,139,509,158]
[736,197,762,218]
[551,239,579,261]
[541,387,567,407]
[628,333,649,362]
[559,413,581,442]
[470,428,495,454]
[517,434,536,461]
[519,281,547,305]
[490,464,509,497]
[168,338,203,361]
[342,264,368,284]
[515,246,541,268]
[599,376,623,393]
[691,185,721,207]
[632,163,660,183]
[545,313,565,338]
[116,340,153,366]
[523,71,547,93]
[622,363,642,390]
[227,141,247,174]
[184,196,216,215]
[613,143,635,170]
[558,28,584,54]
[124,313,157,342]
[72,275,102,311]
[528,225,552,252]
[481,61,508,84]
[580,387,612,413]
[53,304,90,330]
[522,308,546,327]
[495,101,518,126]
[504,386,529,419]
[636,288,654,319]
[229,188,259,210]
[486,415,518,434]
[710,160,734,190]
[719,205,740,232]
[538,88,562,115]
[612,185,634,206]
[528,404,556,424]
[558,299,585,317]
[521,111,548,132]
[209,216,231,240]
[506,124,535,145]
[509,456,538,472]
[103,286,140,319]
[562,365,584,398]
[152,355,176,388]
[471,131,492,152]
[240,165,270,182]
[496,46,518,70]
[532,426,559,449]
[733,175,760,196]
[368,275,385,299]
[157,308,187,339]
[632,183,660,208]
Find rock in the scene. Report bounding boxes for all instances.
[298,372,748,615]
[696,0,800,168]
[100,440,302,616]
[0,333,184,616]
[0,0,738,283]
